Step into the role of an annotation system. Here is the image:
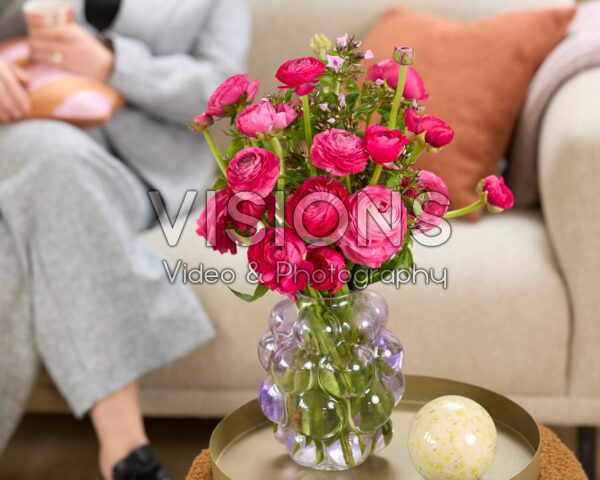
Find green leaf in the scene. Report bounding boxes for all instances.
[315,441,325,465]
[227,284,269,303]
[382,420,394,446]
[319,75,336,88]
[386,175,404,188]
[358,432,367,455]
[318,369,342,398]
[345,92,360,110]
[224,136,246,157]
[293,439,302,455]
[210,175,228,190]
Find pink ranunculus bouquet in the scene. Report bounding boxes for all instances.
[190,33,515,472]
[191,34,513,301]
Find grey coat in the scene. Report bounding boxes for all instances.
[0,0,249,454]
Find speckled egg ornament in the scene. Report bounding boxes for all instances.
[408,395,498,480]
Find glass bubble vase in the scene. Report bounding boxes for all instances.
[257,289,405,470]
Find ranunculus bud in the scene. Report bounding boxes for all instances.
[192,113,214,131]
[404,108,454,152]
[310,33,332,60]
[206,73,260,117]
[393,46,416,66]
[402,170,450,232]
[477,176,514,213]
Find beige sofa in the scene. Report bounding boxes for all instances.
[28,0,600,427]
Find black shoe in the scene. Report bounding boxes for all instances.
[112,445,172,480]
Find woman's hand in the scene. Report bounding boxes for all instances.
[29,24,115,82]
[0,57,30,124]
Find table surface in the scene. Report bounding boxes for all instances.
[187,424,587,480]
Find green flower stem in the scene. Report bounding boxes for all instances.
[407,143,425,166]
[389,65,407,130]
[368,64,407,186]
[202,129,226,176]
[343,175,352,193]
[444,192,488,219]
[365,111,374,127]
[301,95,317,176]
[250,138,259,147]
[270,137,286,191]
[369,164,383,186]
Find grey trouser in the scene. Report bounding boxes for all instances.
[0,120,215,452]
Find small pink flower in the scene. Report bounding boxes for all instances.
[227,146,280,197]
[402,170,450,232]
[404,108,454,150]
[366,60,428,101]
[339,185,408,268]
[364,49,374,59]
[318,103,330,112]
[337,33,349,48]
[247,227,314,299]
[364,125,410,166]
[276,57,325,96]
[236,101,297,138]
[206,74,260,116]
[327,118,336,124]
[338,93,346,108]
[310,129,369,176]
[326,55,344,73]
[307,247,347,293]
[480,176,514,212]
[196,189,237,255]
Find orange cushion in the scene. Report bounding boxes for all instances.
[0,37,124,128]
[364,7,576,218]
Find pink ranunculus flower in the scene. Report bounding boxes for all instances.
[276,57,325,96]
[366,60,428,101]
[402,170,450,233]
[339,185,408,268]
[307,247,348,293]
[229,191,276,233]
[364,125,410,166]
[236,101,297,138]
[227,146,281,197]
[285,176,349,245]
[247,227,314,299]
[480,175,514,212]
[404,108,454,151]
[196,189,237,255]
[206,73,260,117]
[310,129,369,176]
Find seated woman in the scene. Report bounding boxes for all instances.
[0,0,249,479]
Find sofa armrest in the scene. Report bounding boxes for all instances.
[538,67,600,395]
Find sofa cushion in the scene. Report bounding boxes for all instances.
[362,7,575,218]
[139,209,570,397]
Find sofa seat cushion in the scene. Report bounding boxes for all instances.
[139,209,569,396]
